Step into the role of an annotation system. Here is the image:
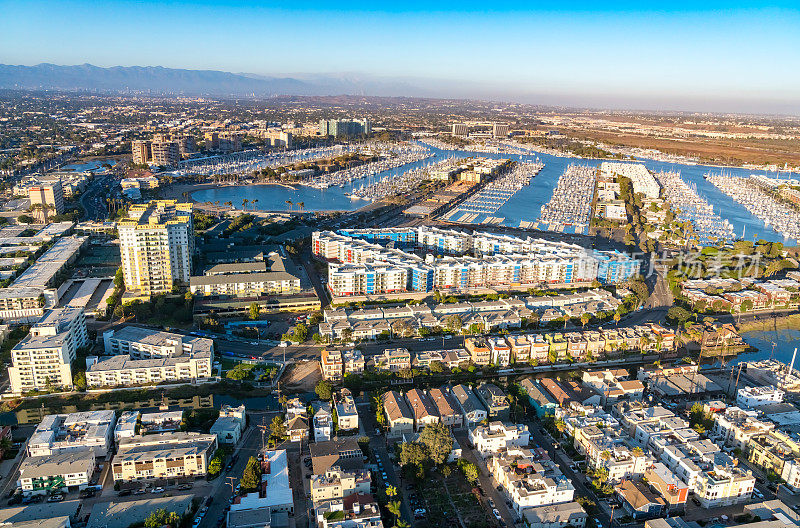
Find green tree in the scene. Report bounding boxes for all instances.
[270,415,287,443]
[458,459,479,484]
[248,302,260,320]
[144,509,181,528]
[72,370,87,391]
[240,456,262,492]
[419,423,453,466]
[315,379,333,401]
[208,456,222,476]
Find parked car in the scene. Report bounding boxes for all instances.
[492,509,502,521]
[47,494,64,503]
[117,489,132,497]
[151,487,165,494]
[488,499,496,508]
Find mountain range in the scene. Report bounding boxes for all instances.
[0,63,430,98]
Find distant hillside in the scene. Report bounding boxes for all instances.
[0,63,314,96]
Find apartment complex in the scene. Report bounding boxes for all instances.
[132,134,195,166]
[111,432,217,481]
[318,119,371,137]
[189,254,301,297]
[28,410,115,457]
[118,200,193,296]
[8,307,89,394]
[87,326,213,387]
[313,227,639,296]
[17,450,96,495]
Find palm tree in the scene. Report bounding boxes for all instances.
[242,199,249,211]
[285,200,293,212]
[613,312,621,327]
[297,201,304,213]
[251,199,259,211]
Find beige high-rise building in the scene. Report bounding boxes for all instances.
[118,200,194,296]
[150,140,180,167]
[132,140,151,164]
[493,123,510,138]
[8,307,88,394]
[28,181,64,221]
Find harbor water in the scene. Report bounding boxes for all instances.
[192,144,797,244]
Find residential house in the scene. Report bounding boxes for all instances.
[382,391,414,437]
[450,384,487,426]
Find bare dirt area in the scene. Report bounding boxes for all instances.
[565,128,800,166]
[281,360,321,392]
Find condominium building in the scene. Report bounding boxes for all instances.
[18,451,96,495]
[189,255,301,298]
[737,386,785,408]
[28,181,64,220]
[87,327,213,387]
[334,390,359,432]
[8,307,89,394]
[118,200,193,295]
[320,349,344,381]
[150,141,179,167]
[132,140,151,165]
[309,439,370,505]
[375,348,411,372]
[111,432,217,481]
[451,123,468,136]
[468,421,530,458]
[490,447,575,514]
[313,228,639,297]
[492,123,510,138]
[693,465,754,508]
[27,410,115,457]
[318,119,371,137]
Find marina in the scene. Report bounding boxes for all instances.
[302,143,432,189]
[653,170,735,244]
[191,144,798,244]
[705,172,800,243]
[348,155,465,200]
[442,160,545,223]
[536,164,596,234]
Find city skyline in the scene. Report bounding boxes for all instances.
[2,1,800,114]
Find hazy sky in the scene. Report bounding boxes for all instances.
[2,0,800,113]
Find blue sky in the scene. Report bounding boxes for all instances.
[2,1,800,112]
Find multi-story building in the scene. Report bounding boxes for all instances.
[451,123,468,136]
[522,502,587,528]
[28,181,64,220]
[189,257,301,298]
[112,432,217,481]
[18,451,96,495]
[320,349,344,381]
[309,438,370,505]
[343,349,365,376]
[228,449,294,528]
[314,228,640,296]
[114,411,139,442]
[475,383,510,421]
[27,410,115,457]
[594,250,642,284]
[318,119,371,137]
[737,386,785,408]
[132,140,151,165]
[118,200,193,296]
[488,337,511,366]
[492,123,510,138]
[375,348,411,372]
[8,307,89,394]
[465,337,491,365]
[468,421,530,458]
[88,326,213,387]
[711,406,774,450]
[747,431,800,484]
[313,402,333,442]
[150,140,180,167]
[334,389,359,432]
[693,465,754,508]
[490,447,575,514]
